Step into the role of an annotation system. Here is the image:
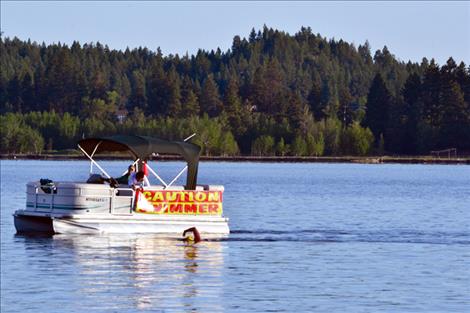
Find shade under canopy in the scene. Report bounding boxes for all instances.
[78,135,201,190]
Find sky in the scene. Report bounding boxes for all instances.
[1,1,469,65]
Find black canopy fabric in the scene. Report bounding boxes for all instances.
[78,135,201,190]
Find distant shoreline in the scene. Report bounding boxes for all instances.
[1,154,469,165]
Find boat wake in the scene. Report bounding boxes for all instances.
[14,228,470,246]
[223,229,470,245]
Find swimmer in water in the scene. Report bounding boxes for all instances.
[183,227,201,244]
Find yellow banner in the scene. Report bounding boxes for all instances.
[135,190,223,215]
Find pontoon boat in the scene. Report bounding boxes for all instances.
[13,135,229,236]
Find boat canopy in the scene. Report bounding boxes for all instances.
[78,135,201,190]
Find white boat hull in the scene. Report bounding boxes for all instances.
[53,215,229,235]
[14,212,229,236]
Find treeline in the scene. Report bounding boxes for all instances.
[1,26,469,155]
[1,111,373,156]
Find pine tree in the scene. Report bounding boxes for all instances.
[166,68,182,117]
[147,61,166,115]
[287,91,306,130]
[251,59,284,114]
[318,81,332,120]
[337,87,354,127]
[129,70,147,111]
[249,28,257,43]
[421,59,442,127]
[21,72,35,112]
[401,73,422,154]
[200,75,222,117]
[181,77,200,117]
[7,75,23,112]
[307,81,322,120]
[363,73,392,143]
[223,78,246,136]
[439,80,469,148]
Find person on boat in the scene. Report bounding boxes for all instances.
[128,171,150,189]
[116,164,135,184]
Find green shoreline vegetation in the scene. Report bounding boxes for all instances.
[2,153,469,165]
[1,26,469,157]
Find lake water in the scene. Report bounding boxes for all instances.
[1,160,469,312]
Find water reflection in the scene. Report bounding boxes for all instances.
[16,234,225,312]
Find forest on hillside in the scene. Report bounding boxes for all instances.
[1,26,469,156]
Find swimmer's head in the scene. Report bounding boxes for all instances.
[182,227,201,244]
[184,234,195,242]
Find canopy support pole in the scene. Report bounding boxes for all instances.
[146,163,168,187]
[166,166,188,188]
[184,133,196,142]
[89,141,102,173]
[78,144,111,178]
[90,141,101,158]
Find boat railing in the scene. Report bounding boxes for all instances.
[30,184,58,212]
[27,182,136,215]
[111,187,135,214]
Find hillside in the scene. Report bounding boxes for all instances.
[1,26,469,156]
